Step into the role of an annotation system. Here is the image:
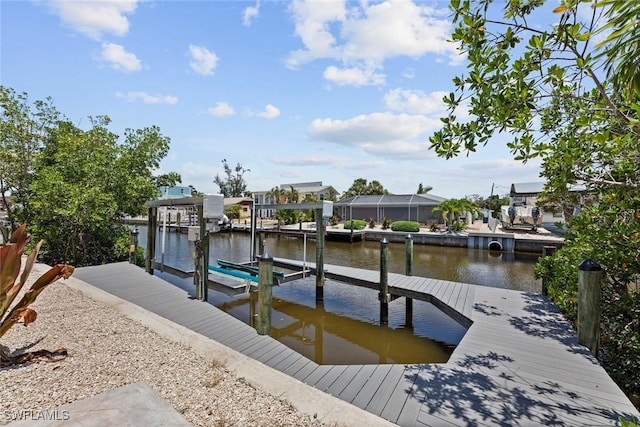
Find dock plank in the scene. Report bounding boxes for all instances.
[74,262,640,427]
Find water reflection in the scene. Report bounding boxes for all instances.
[138,226,541,364]
[137,226,541,292]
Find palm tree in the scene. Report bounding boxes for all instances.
[285,186,299,204]
[433,198,480,232]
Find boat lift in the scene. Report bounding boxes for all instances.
[144,196,333,302]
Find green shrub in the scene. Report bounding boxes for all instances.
[390,221,420,232]
[382,218,391,230]
[368,218,376,229]
[344,219,366,230]
[330,215,339,226]
[429,221,440,232]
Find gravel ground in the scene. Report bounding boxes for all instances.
[0,265,327,426]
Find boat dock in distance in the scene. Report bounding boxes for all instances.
[74,262,639,426]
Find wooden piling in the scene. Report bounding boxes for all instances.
[129,228,139,264]
[405,234,413,276]
[256,251,274,335]
[578,259,602,355]
[405,234,414,328]
[196,205,209,302]
[315,209,325,303]
[145,207,157,274]
[379,238,390,325]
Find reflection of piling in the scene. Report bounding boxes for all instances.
[129,228,139,264]
[256,251,274,335]
[379,238,390,325]
[315,209,325,304]
[405,234,414,328]
[578,259,602,355]
[541,246,557,296]
[258,231,265,256]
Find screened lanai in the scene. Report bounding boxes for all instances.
[334,194,447,223]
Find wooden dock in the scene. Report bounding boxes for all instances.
[74,262,640,426]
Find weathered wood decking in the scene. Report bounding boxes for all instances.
[74,262,640,426]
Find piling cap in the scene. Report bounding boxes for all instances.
[406,234,413,240]
[381,238,389,244]
[260,249,273,262]
[579,259,602,271]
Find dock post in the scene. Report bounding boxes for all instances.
[176,212,181,231]
[194,205,209,302]
[129,227,139,265]
[541,246,557,296]
[578,259,602,355]
[256,250,274,335]
[258,231,265,257]
[405,234,413,276]
[405,234,414,328]
[379,238,390,325]
[145,207,157,275]
[315,209,325,304]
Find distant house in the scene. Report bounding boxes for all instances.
[509,182,587,223]
[334,194,447,223]
[157,185,192,199]
[224,197,253,220]
[252,182,338,219]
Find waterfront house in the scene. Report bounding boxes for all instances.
[334,194,447,223]
[252,182,338,219]
[157,185,193,199]
[224,197,253,221]
[509,182,587,224]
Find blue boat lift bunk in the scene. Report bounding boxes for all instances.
[209,259,286,284]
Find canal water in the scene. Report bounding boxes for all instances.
[135,226,541,364]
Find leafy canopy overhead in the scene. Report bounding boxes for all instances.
[429,0,640,202]
[429,0,640,400]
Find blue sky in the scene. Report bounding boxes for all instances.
[1,0,545,199]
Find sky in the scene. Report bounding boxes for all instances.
[1,0,547,199]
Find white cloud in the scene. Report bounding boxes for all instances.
[323,66,385,87]
[286,0,346,68]
[286,0,462,85]
[249,104,280,119]
[188,45,218,76]
[48,0,138,40]
[270,155,385,170]
[243,1,260,26]
[115,91,177,104]
[307,112,440,158]
[384,89,448,114]
[207,102,235,117]
[97,42,141,72]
